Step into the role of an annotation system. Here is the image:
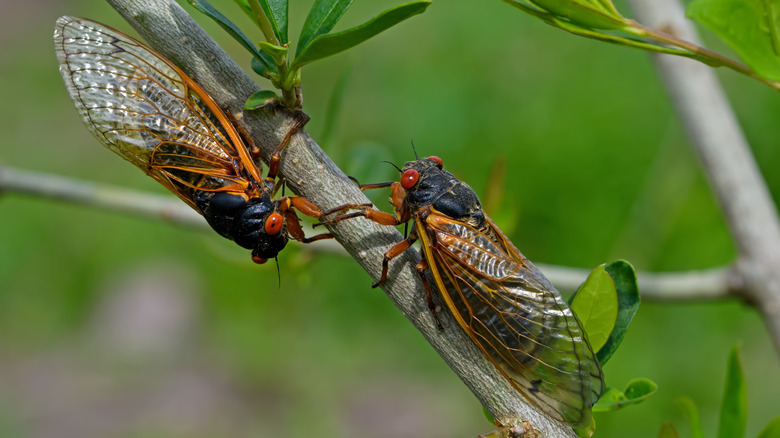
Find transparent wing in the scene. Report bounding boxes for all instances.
[422,213,604,427]
[53,16,258,208]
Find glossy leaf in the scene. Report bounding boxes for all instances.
[291,1,431,69]
[687,0,780,81]
[258,41,288,64]
[658,422,680,438]
[297,0,354,54]
[717,344,747,438]
[571,264,618,352]
[757,417,780,438]
[593,378,658,412]
[188,0,276,74]
[244,90,280,109]
[509,0,629,30]
[250,0,288,44]
[597,260,640,365]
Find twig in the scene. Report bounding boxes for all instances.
[3,165,743,300]
[93,0,577,434]
[0,165,204,228]
[628,0,780,355]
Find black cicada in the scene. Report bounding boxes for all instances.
[55,16,332,263]
[318,155,605,427]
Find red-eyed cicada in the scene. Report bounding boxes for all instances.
[54,16,333,263]
[317,156,605,427]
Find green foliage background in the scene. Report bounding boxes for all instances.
[1,0,779,436]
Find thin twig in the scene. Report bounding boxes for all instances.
[83,0,577,434]
[628,0,780,355]
[2,165,742,301]
[0,165,204,228]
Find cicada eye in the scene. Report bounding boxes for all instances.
[428,156,443,167]
[252,255,268,264]
[401,169,420,190]
[264,212,284,235]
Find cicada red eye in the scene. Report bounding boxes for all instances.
[264,212,284,235]
[401,169,419,190]
[252,255,268,264]
[428,156,443,167]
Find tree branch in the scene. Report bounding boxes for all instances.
[3,163,744,297]
[97,0,576,434]
[628,0,780,355]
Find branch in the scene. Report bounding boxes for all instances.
[628,0,780,355]
[4,165,743,301]
[0,165,203,228]
[99,0,576,434]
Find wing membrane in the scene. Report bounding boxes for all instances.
[54,16,257,209]
[421,213,604,427]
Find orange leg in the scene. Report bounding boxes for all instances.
[225,110,263,163]
[267,112,310,181]
[283,210,333,243]
[372,236,415,288]
[314,208,401,228]
[415,259,443,330]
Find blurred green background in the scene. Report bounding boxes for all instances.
[1,0,779,437]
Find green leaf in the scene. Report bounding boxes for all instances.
[298,0,354,55]
[717,344,747,438]
[252,0,289,44]
[597,260,640,365]
[687,0,780,81]
[291,1,431,69]
[676,397,706,438]
[658,422,680,438]
[758,417,780,438]
[258,41,288,64]
[244,90,280,109]
[517,0,629,30]
[570,264,618,353]
[593,378,658,412]
[188,0,276,73]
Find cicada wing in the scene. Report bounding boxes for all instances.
[422,213,604,427]
[54,16,256,209]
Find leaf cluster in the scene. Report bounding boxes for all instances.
[189,0,431,108]
[502,0,780,91]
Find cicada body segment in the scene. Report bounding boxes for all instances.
[54,16,330,262]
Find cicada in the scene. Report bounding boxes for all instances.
[317,156,605,427]
[54,16,332,264]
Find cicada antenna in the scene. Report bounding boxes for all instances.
[410,139,418,160]
[381,160,402,173]
[275,257,281,289]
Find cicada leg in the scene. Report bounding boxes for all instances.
[416,258,443,330]
[267,112,311,182]
[225,110,263,163]
[371,236,416,288]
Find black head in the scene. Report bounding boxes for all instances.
[397,156,450,209]
[229,196,288,264]
[397,155,484,224]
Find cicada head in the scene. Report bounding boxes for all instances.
[237,199,289,264]
[198,192,289,264]
[399,156,484,226]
